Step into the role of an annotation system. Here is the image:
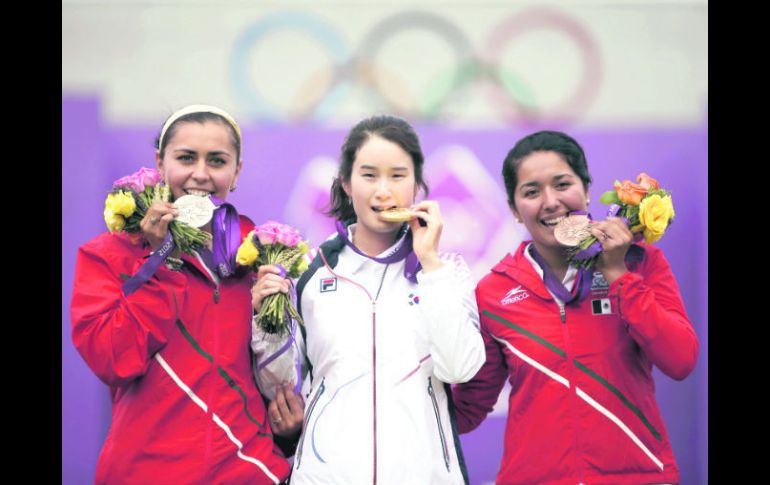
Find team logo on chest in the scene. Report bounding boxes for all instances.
[501,285,530,305]
[320,277,337,292]
[408,293,420,305]
[591,272,609,294]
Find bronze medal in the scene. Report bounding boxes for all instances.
[554,214,591,247]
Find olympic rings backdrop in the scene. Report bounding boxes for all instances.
[63,4,707,484]
[228,9,602,124]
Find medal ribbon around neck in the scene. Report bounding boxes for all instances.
[529,244,592,304]
[334,219,421,283]
[121,196,241,296]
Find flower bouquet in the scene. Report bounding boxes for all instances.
[236,221,310,334]
[104,167,211,255]
[555,172,675,269]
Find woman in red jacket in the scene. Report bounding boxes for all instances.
[453,130,698,485]
[70,105,301,485]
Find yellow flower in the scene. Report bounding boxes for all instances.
[295,258,309,274]
[639,194,675,244]
[236,233,260,266]
[103,208,126,233]
[297,240,309,255]
[105,191,137,217]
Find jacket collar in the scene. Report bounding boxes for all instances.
[491,241,554,301]
[327,223,410,276]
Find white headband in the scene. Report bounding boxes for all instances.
[158,104,241,152]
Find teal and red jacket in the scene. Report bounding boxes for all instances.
[453,241,698,485]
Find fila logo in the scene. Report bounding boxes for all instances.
[320,277,337,293]
[501,285,530,305]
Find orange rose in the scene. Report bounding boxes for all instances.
[636,172,660,191]
[614,180,648,205]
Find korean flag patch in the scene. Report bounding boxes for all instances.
[591,298,612,315]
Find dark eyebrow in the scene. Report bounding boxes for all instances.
[553,173,576,181]
[172,148,232,158]
[358,164,409,171]
[207,150,232,158]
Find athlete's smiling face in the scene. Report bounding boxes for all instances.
[511,150,589,251]
[156,120,242,201]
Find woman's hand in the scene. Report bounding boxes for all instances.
[140,201,178,251]
[408,200,444,273]
[251,265,291,313]
[268,382,304,437]
[589,216,633,284]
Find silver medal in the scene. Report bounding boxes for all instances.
[174,195,216,228]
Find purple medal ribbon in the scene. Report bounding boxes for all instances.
[334,219,421,283]
[529,244,591,304]
[197,196,241,279]
[122,196,241,296]
[274,264,287,278]
[122,232,175,296]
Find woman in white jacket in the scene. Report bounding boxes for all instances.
[251,115,485,485]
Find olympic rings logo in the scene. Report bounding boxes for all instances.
[229,8,603,124]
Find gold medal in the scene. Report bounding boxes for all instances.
[379,207,414,222]
[174,195,216,228]
[554,214,591,247]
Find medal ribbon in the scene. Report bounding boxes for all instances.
[121,232,176,296]
[334,219,421,283]
[529,244,592,304]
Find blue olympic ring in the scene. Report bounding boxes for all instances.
[229,11,350,121]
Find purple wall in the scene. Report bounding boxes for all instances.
[62,97,707,484]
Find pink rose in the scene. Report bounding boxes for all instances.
[112,174,143,192]
[255,222,280,245]
[112,167,161,192]
[135,167,162,189]
[255,221,302,247]
[276,225,301,247]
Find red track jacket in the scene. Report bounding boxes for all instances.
[71,218,290,485]
[453,241,698,485]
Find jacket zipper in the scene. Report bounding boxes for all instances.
[371,265,388,485]
[558,301,586,484]
[427,376,451,471]
[192,250,220,304]
[317,249,388,485]
[295,378,326,469]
